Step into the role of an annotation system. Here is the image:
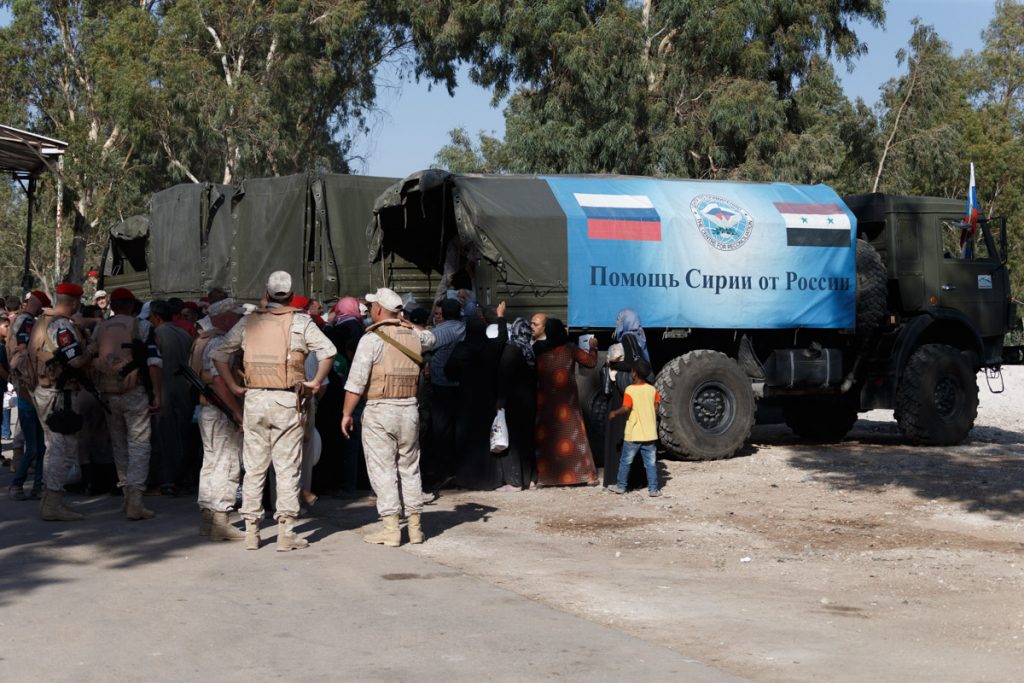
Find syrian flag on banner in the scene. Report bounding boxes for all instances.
[574,193,662,241]
[960,162,980,259]
[773,202,852,248]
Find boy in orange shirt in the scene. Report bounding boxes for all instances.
[606,360,662,497]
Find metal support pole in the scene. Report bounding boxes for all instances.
[21,177,36,291]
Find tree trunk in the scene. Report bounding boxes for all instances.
[63,210,89,284]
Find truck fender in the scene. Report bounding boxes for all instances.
[891,308,984,380]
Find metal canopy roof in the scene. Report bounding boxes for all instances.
[0,124,68,178]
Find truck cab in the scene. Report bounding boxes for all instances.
[845,193,1015,368]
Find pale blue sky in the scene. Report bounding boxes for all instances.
[0,1,999,178]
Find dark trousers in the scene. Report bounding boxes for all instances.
[427,385,459,487]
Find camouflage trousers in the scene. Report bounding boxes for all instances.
[362,401,423,517]
[33,385,80,492]
[197,405,242,513]
[241,389,303,522]
[107,387,152,489]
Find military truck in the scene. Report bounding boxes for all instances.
[369,171,1015,460]
[101,173,397,302]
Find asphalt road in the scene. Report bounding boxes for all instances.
[0,485,737,682]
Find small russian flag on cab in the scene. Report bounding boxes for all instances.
[574,193,662,241]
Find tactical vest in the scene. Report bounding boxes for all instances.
[91,315,140,394]
[365,320,422,400]
[27,312,62,389]
[242,307,306,390]
[190,328,224,384]
[7,311,36,391]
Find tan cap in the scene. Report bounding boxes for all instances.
[365,287,403,313]
[93,289,107,301]
[266,271,292,298]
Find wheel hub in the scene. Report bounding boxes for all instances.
[692,382,735,435]
[933,377,960,418]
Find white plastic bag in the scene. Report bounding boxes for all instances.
[489,408,509,453]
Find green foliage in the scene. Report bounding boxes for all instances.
[148,0,408,183]
[433,127,508,173]
[0,0,412,288]
[970,0,1024,298]
[872,20,967,196]
[424,0,885,183]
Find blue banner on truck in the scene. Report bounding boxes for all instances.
[541,177,858,329]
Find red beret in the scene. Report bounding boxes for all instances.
[55,282,84,298]
[30,290,52,307]
[183,301,200,311]
[87,270,99,277]
[109,287,135,302]
[291,295,310,309]
[199,296,209,303]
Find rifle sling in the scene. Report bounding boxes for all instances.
[372,329,424,367]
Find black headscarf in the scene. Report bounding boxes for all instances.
[534,317,569,356]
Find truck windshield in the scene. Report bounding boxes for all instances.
[941,218,991,262]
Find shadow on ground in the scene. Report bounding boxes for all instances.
[317,495,498,541]
[0,463,495,608]
[748,420,1024,519]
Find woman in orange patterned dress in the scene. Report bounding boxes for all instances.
[533,318,599,486]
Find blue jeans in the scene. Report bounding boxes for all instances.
[617,440,658,492]
[2,406,10,438]
[12,396,46,491]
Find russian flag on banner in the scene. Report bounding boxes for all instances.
[773,202,852,248]
[573,193,662,241]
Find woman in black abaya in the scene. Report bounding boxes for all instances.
[445,308,508,490]
[495,317,537,490]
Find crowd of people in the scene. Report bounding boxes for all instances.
[1,271,663,551]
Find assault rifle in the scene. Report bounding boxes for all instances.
[46,353,110,414]
[120,339,156,405]
[175,363,241,429]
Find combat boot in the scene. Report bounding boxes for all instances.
[40,490,84,522]
[199,509,213,536]
[210,511,245,541]
[407,512,425,544]
[245,520,261,550]
[276,517,309,552]
[125,486,156,520]
[364,514,401,547]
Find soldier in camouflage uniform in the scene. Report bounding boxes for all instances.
[88,287,163,520]
[6,290,50,501]
[342,287,435,547]
[192,297,246,541]
[28,282,90,521]
[212,272,336,552]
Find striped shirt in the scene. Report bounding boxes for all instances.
[428,320,465,387]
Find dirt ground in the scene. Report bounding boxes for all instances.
[331,366,1024,682]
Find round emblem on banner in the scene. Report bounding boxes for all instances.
[690,195,753,251]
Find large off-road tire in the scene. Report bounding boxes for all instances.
[894,344,979,445]
[856,239,887,335]
[782,395,860,443]
[655,351,755,460]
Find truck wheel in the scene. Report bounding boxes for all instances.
[782,396,859,443]
[895,344,978,445]
[856,239,886,335]
[655,351,755,460]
